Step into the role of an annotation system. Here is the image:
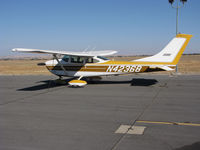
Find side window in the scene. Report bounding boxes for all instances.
[97,56,109,60]
[93,58,99,63]
[86,58,93,63]
[71,56,84,63]
[71,56,78,63]
[78,57,84,63]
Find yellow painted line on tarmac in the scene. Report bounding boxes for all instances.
[136,121,200,127]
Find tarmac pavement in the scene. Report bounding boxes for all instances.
[0,74,200,150]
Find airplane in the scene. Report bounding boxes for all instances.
[12,34,192,87]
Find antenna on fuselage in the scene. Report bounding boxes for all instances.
[91,46,96,51]
[83,45,90,52]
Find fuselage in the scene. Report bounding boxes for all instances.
[45,55,164,77]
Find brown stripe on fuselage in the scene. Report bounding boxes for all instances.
[46,65,108,72]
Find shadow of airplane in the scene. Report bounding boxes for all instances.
[17,78,158,91]
[131,78,158,86]
[86,78,158,86]
[17,78,73,91]
[174,141,200,150]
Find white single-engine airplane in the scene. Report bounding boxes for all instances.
[12,34,192,87]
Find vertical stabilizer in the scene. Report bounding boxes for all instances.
[134,34,192,65]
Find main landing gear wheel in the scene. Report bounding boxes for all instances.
[68,80,87,87]
[68,76,87,87]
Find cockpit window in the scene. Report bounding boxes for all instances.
[97,56,109,60]
[71,56,84,63]
[62,55,69,62]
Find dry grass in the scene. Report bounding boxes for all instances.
[0,60,50,75]
[177,55,200,74]
[0,55,200,75]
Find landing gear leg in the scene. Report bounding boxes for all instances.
[78,76,83,80]
[59,76,63,80]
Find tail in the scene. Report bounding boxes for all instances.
[133,34,192,65]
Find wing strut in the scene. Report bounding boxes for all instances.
[53,54,67,75]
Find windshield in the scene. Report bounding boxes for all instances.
[62,55,69,62]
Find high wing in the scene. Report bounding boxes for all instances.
[12,48,117,57]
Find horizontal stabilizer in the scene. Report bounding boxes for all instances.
[158,66,174,71]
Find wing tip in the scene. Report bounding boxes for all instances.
[12,48,17,52]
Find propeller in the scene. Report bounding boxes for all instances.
[180,0,187,4]
[169,0,174,4]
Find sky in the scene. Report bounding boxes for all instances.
[0,0,200,56]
